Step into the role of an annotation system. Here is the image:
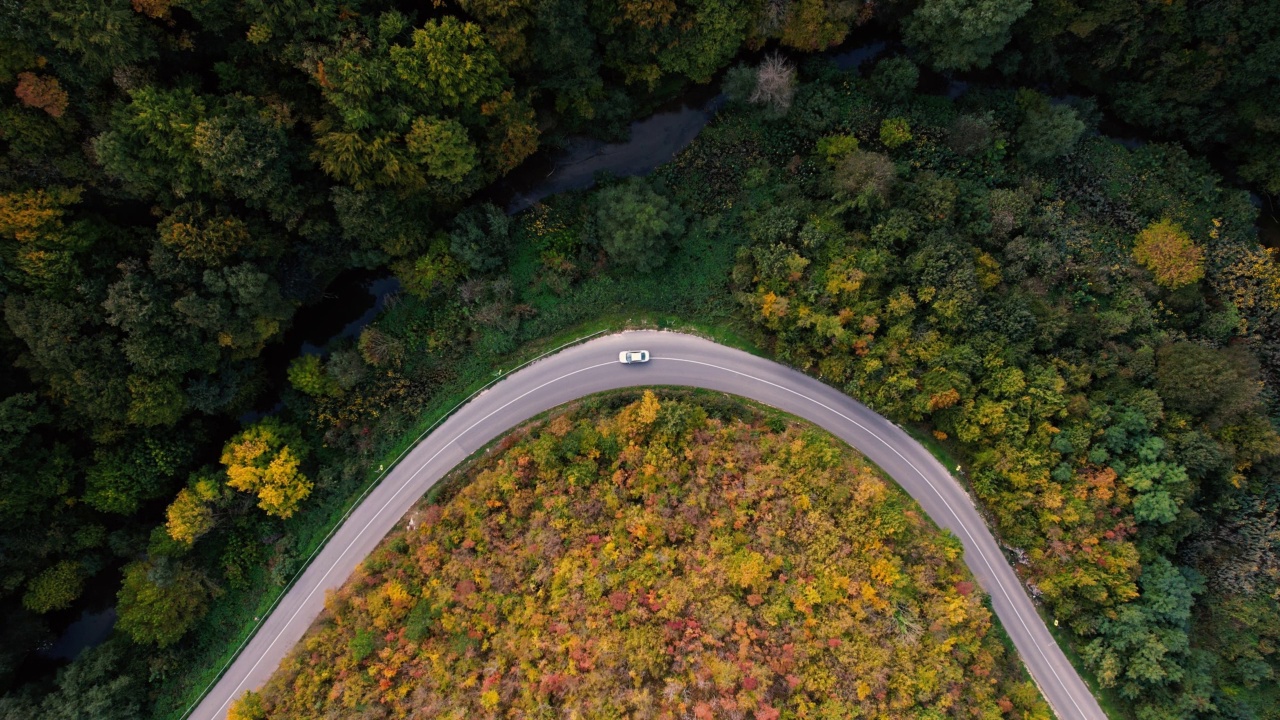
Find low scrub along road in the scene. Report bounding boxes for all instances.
[193,330,1105,720]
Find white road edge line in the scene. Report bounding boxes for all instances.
[183,329,607,719]
[206,359,617,719]
[656,356,1087,720]
[204,342,1092,720]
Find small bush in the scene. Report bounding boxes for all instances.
[287,355,342,398]
[880,118,913,149]
[870,57,919,103]
[816,135,859,165]
[348,628,376,662]
[722,64,757,104]
[948,112,996,156]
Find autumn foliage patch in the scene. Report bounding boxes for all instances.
[240,393,1048,718]
[1132,219,1205,289]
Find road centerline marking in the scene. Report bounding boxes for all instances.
[652,355,1091,720]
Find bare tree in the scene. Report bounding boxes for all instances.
[749,53,796,118]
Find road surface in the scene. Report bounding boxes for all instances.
[191,330,1105,720]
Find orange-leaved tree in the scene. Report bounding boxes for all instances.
[1133,219,1204,289]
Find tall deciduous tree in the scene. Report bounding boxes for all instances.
[1015,90,1084,164]
[0,186,92,293]
[903,0,1031,71]
[220,418,311,519]
[21,560,82,613]
[164,473,225,545]
[311,13,537,197]
[27,0,157,78]
[594,178,686,273]
[1133,219,1204,289]
[115,559,210,647]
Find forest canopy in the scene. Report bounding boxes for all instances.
[2,0,1280,718]
[236,392,1050,719]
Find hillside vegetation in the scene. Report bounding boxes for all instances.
[3,0,1280,718]
[256,62,1280,718]
[234,392,1049,720]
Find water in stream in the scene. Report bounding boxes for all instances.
[37,35,1278,668]
[39,609,116,662]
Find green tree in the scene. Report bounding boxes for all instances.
[22,560,83,613]
[722,64,758,105]
[170,262,294,360]
[594,178,686,273]
[403,116,477,183]
[903,0,1031,71]
[125,373,188,427]
[28,0,157,78]
[449,203,511,273]
[778,0,859,51]
[592,0,749,87]
[332,187,434,261]
[653,0,750,84]
[1155,343,1263,425]
[287,354,342,398]
[312,13,537,193]
[3,294,131,425]
[0,187,93,293]
[394,238,461,299]
[529,0,605,125]
[870,57,919,103]
[83,433,190,515]
[0,395,70,561]
[94,87,211,200]
[1132,491,1178,525]
[96,89,297,213]
[880,118,912,149]
[38,641,143,720]
[115,559,210,647]
[1016,91,1084,164]
[156,203,260,266]
[948,112,997,157]
[1081,559,1202,698]
[189,101,297,216]
[1007,0,1280,194]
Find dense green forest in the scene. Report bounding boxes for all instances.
[2,0,1279,718]
[235,392,1051,720]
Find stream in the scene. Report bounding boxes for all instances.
[35,33,1278,669]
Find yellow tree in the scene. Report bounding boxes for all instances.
[220,419,311,519]
[0,186,91,291]
[1133,219,1204,288]
[165,473,224,544]
[227,691,266,720]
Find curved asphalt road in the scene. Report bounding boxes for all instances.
[192,330,1104,720]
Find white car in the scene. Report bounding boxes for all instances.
[618,350,650,364]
